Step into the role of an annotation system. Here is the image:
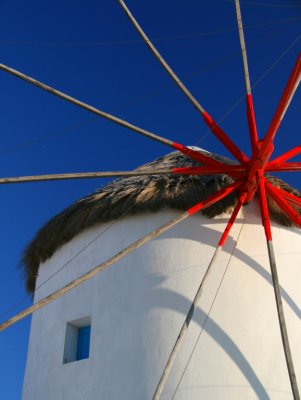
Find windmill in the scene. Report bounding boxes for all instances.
[0,0,300,398]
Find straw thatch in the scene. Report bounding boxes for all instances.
[22,148,301,293]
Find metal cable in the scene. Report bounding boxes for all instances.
[225,0,301,8]
[0,15,300,47]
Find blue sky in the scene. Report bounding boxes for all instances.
[0,0,300,398]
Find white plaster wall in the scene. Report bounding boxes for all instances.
[22,203,301,400]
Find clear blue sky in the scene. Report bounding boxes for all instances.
[0,0,300,398]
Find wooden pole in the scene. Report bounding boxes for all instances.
[152,192,247,399]
[118,0,249,165]
[0,165,246,185]
[235,0,251,94]
[1,62,235,168]
[0,169,174,184]
[0,63,174,148]
[234,0,258,151]
[258,176,300,400]
[117,0,206,114]
[258,52,301,163]
[0,63,236,167]
[0,181,241,332]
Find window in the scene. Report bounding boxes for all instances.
[76,325,91,360]
[63,317,91,364]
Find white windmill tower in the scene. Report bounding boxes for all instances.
[0,1,300,399]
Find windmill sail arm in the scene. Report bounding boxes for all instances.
[235,0,259,151]
[270,187,301,208]
[246,94,259,152]
[268,145,301,166]
[267,161,301,172]
[261,52,301,157]
[117,0,206,115]
[218,191,247,246]
[0,63,207,166]
[0,165,246,185]
[201,112,249,163]
[118,0,249,165]
[265,180,301,228]
[258,177,301,399]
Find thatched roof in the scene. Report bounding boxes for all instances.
[22,148,301,293]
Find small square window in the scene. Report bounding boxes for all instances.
[63,317,91,364]
[77,325,91,360]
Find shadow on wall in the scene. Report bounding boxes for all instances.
[40,212,299,399]
[106,219,300,399]
[159,220,301,321]
[109,267,271,399]
[149,288,271,400]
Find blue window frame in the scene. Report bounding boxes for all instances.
[76,325,91,361]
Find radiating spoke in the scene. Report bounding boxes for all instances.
[258,176,300,400]
[0,170,173,184]
[0,165,247,185]
[265,181,301,227]
[118,0,249,164]
[0,63,209,165]
[246,52,301,198]
[267,162,301,172]
[268,145,301,166]
[235,0,258,151]
[0,164,247,186]
[270,187,301,208]
[262,52,301,156]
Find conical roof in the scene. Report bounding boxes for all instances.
[22,148,301,293]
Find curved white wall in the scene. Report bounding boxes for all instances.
[22,202,301,399]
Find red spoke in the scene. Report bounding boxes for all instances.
[246,94,259,152]
[269,145,301,166]
[273,188,301,208]
[258,177,301,399]
[245,53,301,202]
[258,173,272,240]
[202,112,249,164]
[172,142,228,167]
[187,181,243,216]
[261,52,301,159]
[219,191,247,246]
[265,181,301,228]
[267,162,301,172]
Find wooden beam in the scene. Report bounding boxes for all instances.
[0,181,242,332]
[118,0,249,165]
[258,177,300,400]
